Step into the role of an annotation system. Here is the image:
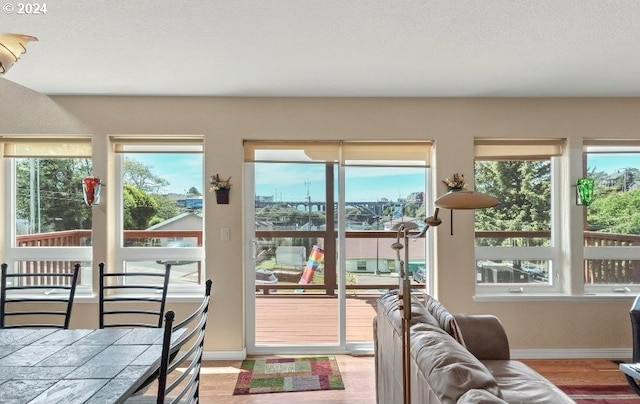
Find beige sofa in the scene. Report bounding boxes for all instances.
[374,290,574,403]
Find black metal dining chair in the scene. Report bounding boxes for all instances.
[625,294,640,394]
[125,279,212,404]
[0,262,80,329]
[99,262,171,328]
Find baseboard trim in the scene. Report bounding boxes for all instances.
[202,348,247,361]
[511,348,632,360]
[201,347,631,361]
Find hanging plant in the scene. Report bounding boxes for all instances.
[209,174,232,191]
[209,174,231,204]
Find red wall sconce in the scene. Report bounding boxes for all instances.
[83,177,103,206]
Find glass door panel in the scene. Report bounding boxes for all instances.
[343,166,428,343]
[252,162,339,346]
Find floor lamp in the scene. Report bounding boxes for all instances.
[391,189,499,404]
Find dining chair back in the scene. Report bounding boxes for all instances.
[99,262,171,328]
[625,294,640,394]
[0,262,80,329]
[157,279,212,404]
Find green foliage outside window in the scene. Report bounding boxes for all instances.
[474,160,551,247]
[16,158,92,234]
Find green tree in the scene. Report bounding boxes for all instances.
[148,194,181,227]
[403,201,425,219]
[123,158,169,193]
[187,186,201,196]
[16,157,183,235]
[123,184,158,229]
[475,161,551,246]
[587,189,640,234]
[16,158,93,233]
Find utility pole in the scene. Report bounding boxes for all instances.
[305,180,311,229]
[29,159,35,233]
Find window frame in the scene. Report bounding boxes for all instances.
[114,138,205,294]
[583,141,640,295]
[2,138,94,295]
[474,141,564,295]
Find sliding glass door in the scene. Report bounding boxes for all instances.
[244,141,431,353]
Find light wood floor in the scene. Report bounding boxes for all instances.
[197,357,630,403]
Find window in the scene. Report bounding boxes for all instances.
[474,138,564,294]
[112,136,205,291]
[583,140,640,294]
[2,136,94,291]
[342,142,431,285]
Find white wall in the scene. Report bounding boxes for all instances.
[8,95,640,356]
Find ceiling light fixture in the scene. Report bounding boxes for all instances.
[0,33,38,74]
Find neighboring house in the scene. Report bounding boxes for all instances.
[344,236,425,274]
[146,212,203,246]
[630,180,640,191]
[602,172,623,188]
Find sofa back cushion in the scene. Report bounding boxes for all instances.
[377,290,440,335]
[411,324,502,403]
[423,293,466,346]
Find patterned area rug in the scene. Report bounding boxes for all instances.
[558,385,639,403]
[233,356,345,395]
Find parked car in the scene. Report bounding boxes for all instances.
[521,264,547,281]
[156,240,198,266]
[412,266,426,284]
[255,269,278,284]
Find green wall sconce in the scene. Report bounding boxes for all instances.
[576,178,595,206]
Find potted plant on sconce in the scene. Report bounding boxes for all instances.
[442,173,467,192]
[210,174,232,204]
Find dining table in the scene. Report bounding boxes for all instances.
[0,327,171,404]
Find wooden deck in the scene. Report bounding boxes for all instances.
[254,294,380,345]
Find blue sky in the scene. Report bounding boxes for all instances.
[587,154,640,174]
[254,163,426,202]
[130,153,204,195]
[130,155,425,200]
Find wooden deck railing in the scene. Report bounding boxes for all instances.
[11,229,640,287]
[583,231,640,284]
[476,230,640,284]
[13,230,203,285]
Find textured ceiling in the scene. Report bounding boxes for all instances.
[3,0,640,97]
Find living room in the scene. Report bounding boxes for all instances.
[2,2,640,402]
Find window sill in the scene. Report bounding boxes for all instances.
[473,293,638,302]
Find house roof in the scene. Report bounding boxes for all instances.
[147,212,203,230]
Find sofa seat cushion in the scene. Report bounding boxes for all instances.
[482,360,575,403]
[411,324,502,404]
[457,389,509,403]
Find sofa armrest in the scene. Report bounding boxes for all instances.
[453,314,510,360]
